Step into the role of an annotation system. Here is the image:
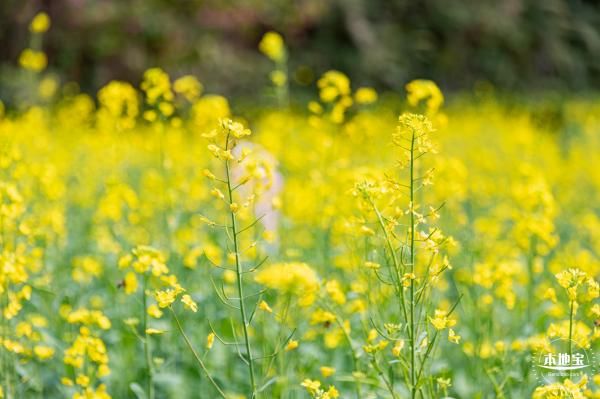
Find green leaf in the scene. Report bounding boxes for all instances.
[130,383,148,399]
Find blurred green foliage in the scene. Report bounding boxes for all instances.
[2,0,600,100]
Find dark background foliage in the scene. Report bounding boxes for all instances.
[2,0,600,98]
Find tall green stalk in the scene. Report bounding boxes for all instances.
[142,276,154,399]
[369,199,408,323]
[568,299,574,380]
[225,134,258,398]
[409,128,417,399]
[2,285,12,399]
[1,217,13,399]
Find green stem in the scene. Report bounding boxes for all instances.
[1,215,12,399]
[321,301,362,399]
[370,355,398,399]
[265,295,291,395]
[275,59,289,108]
[142,276,154,399]
[369,199,408,324]
[415,332,437,383]
[484,368,505,399]
[225,135,258,398]
[170,308,227,398]
[568,299,574,380]
[409,129,417,399]
[2,287,11,399]
[526,240,535,326]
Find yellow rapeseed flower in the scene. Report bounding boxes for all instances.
[19,49,47,72]
[206,332,215,349]
[30,12,51,33]
[320,366,336,377]
[147,304,163,318]
[181,294,198,312]
[255,262,319,306]
[285,339,299,351]
[124,272,137,295]
[354,87,378,104]
[154,289,177,308]
[259,31,285,62]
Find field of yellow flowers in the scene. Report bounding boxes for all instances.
[1,15,599,399]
